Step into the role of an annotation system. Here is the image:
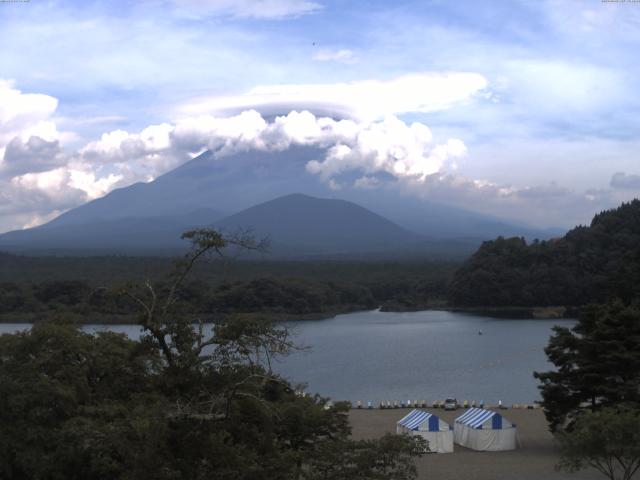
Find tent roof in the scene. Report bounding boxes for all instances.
[455,408,509,429]
[397,409,442,431]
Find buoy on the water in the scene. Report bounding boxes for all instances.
[478,330,483,335]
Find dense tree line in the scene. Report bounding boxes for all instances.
[0,253,458,286]
[0,268,452,322]
[449,200,640,307]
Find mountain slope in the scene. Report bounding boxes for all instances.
[215,193,421,255]
[0,209,224,254]
[448,199,640,307]
[43,147,326,228]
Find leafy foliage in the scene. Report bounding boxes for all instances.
[449,200,640,307]
[0,229,425,479]
[304,434,427,480]
[534,301,640,431]
[556,405,640,480]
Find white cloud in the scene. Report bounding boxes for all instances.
[68,170,124,200]
[312,49,357,64]
[0,80,63,165]
[169,0,322,19]
[176,72,489,121]
[81,123,175,164]
[0,82,145,232]
[2,168,88,228]
[95,110,466,185]
[305,116,466,181]
[0,80,58,136]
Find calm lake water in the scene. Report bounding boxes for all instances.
[0,310,573,404]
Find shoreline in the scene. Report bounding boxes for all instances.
[0,304,579,325]
[448,305,580,319]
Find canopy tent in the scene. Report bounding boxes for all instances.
[396,409,454,453]
[454,408,518,451]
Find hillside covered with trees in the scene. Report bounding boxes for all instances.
[0,256,455,323]
[449,200,640,307]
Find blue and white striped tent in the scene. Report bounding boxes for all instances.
[454,408,517,451]
[396,409,453,453]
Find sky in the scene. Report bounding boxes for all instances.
[1,0,639,233]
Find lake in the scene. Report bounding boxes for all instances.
[0,309,572,405]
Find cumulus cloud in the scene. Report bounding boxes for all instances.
[0,82,135,231]
[305,116,466,181]
[0,80,63,164]
[312,49,357,64]
[0,80,58,139]
[84,110,467,183]
[0,168,88,232]
[610,172,640,190]
[2,136,66,177]
[176,72,489,120]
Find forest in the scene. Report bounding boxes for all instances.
[0,255,456,323]
[448,200,640,307]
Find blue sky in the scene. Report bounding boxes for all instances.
[0,0,639,232]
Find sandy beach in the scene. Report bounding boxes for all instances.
[349,408,604,480]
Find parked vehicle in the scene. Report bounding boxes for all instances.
[444,398,458,410]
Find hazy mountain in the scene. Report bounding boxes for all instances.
[43,147,325,228]
[0,209,223,254]
[215,193,421,255]
[40,146,560,237]
[0,146,562,256]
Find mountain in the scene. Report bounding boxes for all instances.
[0,209,224,254]
[0,146,561,256]
[214,193,421,255]
[448,199,640,307]
[38,146,559,237]
[42,147,324,228]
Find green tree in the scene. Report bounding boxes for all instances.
[556,405,640,480]
[304,433,427,480]
[534,301,640,431]
[0,322,161,479]
[449,200,640,308]
[0,229,425,480]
